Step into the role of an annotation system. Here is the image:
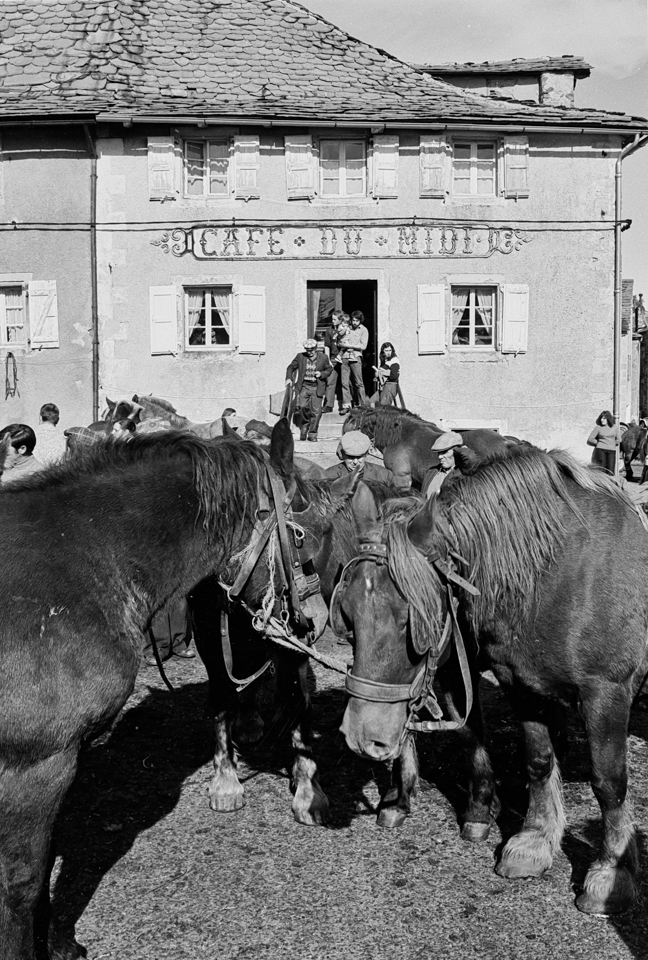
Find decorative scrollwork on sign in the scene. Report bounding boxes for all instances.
[151,229,189,257]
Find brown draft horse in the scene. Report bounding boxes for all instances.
[0,427,321,960]
[335,444,648,915]
[342,404,511,489]
[620,422,648,481]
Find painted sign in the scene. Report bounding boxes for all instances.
[152,223,531,260]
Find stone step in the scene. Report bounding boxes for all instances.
[293,437,340,459]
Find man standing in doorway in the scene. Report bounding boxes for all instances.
[285,338,332,442]
[340,310,368,413]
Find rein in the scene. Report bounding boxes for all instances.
[336,538,479,736]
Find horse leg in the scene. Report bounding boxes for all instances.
[377,732,418,828]
[576,685,637,916]
[277,652,329,826]
[625,452,634,481]
[496,692,566,880]
[0,750,78,960]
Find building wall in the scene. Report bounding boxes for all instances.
[0,125,93,434]
[95,127,618,457]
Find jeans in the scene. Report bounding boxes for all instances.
[340,360,366,408]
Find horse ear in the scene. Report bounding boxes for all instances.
[454,445,481,476]
[222,418,243,441]
[350,481,382,540]
[106,397,115,412]
[407,501,436,554]
[269,417,295,478]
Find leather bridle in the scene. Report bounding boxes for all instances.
[218,461,323,691]
[333,537,479,738]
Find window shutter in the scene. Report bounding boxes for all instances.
[285,135,316,200]
[417,284,446,354]
[502,136,530,198]
[149,285,178,355]
[0,132,4,203]
[419,135,450,198]
[501,284,529,354]
[147,136,178,201]
[372,134,399,199]
[238,286,266,354]
[28,280,59,348]
[234,135,260,199]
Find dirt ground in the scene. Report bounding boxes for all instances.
[54,628,648,960]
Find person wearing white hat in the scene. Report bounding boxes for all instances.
[425,431,463,498]
[324,430,396,483]
[285,338,332,442]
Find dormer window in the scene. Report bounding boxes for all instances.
[452,141,497,196]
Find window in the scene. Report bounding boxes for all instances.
[320,139,366,198]
[451,286,497,348]
[185,286,232,349]
[452,141,496,196]
[185,140,230,197]
[0,286,27,346]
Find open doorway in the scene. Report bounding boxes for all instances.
[307,280,377,396]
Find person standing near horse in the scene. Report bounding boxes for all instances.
[34,403,67,465]
[587,410,621,475]
[0,423,46,484]
[285,338,332,442]
[322,311,343,413]
[324,430,397,484]
[370,342,400,406]
[339,310,368,413]
[424,431,463,498]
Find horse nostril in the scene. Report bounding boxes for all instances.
[364,740,393,760]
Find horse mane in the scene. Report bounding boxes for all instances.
[136,394,189,427]
[344,404,428,450]
[11,433,268,552]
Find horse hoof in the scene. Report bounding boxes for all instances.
[377,807,408,829]
[576,864,637,916]
[209,793,245,813]
[461,821,491,842]
[292,802,329,827]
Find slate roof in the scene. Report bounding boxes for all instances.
[413,56,592,78]
[0,0,644,130]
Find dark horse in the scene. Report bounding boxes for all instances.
[335,445,648,915]
[620,422,648,481]
[0,427,320,959]
[342,404,511,489]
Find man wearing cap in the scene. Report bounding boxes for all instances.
[285,339,332,442]
[424,431,463,498]
[324,430,397,484]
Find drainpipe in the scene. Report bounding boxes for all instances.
[613,134,648,451]
[83,124,100,423]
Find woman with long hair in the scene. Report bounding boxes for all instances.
[587,409,621,475]
[370,341,400,406]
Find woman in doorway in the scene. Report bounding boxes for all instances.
[587,409,621,475]
[370,341,400,406]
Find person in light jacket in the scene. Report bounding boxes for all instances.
[587,410,621,475]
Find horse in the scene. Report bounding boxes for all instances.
[189,422,409,821]
[620,422,648,481]
[334,444,648,916]
[342,404,511,489]
[131,393,249,438]
[0,425,323,960]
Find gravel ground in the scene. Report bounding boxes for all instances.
[53,629,648,960]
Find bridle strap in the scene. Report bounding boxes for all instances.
[345,662,426,703]
[220,610,273,693]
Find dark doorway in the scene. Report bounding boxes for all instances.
[307,280,377,396]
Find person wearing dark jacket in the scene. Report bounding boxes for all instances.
[324,430,397,484]
[370,341,400,406]
[285,339,332,442]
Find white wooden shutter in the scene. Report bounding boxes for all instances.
[0,132,4,203]
[234,135,260,199]
[417,284,446,354]
[238,286,266,354]
[28,280,59,348]
[285,135,316,200]
[372,134,399,199]
[501,284,529,354]
[149,285,178,355]
[147,136,178,201]
[419,135,450,198]
[502,136,530,198]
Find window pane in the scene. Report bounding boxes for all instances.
[210,291,230,345]
[477,143,495,160]
[453,143,471,161]
[186,142,205,196]
[3,287,25,344]
[188,290,207,345]
[320,140,340,161]
[208,141,229,195]
[322,161,340,194]
[451,286,496,347]
[451,287,470,345]
[345,141,364,163]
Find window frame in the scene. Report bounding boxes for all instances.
[183,138,232,199]
[319,137,368,199]
[0,284,28,349]
[450,139,498,198]
[183,284,234,352]
[450,284,498,351]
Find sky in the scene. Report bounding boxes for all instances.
[301,0,648,297]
